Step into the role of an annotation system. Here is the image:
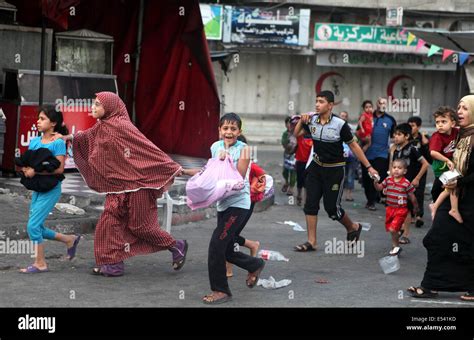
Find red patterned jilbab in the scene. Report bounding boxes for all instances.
[72,92,186,269]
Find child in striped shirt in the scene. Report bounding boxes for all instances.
[374,159,419,256]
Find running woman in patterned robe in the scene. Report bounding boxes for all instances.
[55,92,188,276]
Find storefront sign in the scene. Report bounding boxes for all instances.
[386,7,403,27]
[200,4,223,40]
[316,51,457,71]
[314,23,428,54]
[223,6,310,46]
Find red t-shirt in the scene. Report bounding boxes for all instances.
[295,135,313,162]
[250,162,265,180]
[381,176,415,208]
[356,111,373,139]
[429,128,459,158]
[249,162,266,203]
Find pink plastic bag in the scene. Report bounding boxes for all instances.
[186,155,245,210]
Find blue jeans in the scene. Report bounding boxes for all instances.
[344,160,358,190]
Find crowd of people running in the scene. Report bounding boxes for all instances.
[281,93,474,302]
[15,89,474,305]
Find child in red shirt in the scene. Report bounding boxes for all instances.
[374,159,418,256]
[356,100,374,152]
[295,132,313,206]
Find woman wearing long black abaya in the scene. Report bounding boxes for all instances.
[408,95,474,301]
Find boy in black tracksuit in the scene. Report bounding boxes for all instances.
[293,91,378,252]
[407,116,431,227]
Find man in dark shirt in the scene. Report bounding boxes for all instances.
[362,98,397,211]
[293,91,379,252]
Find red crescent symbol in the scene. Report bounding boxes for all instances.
[315,71,344,105]
[387,75,415,102]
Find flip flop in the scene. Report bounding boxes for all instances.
[203,293,232,305]
[67,234,81,260]
[20,265,49,274]
[246,260,265,288]
[399,236,411,244]
[460,292,474,302]
[172,240,188,271]
[294,241,316,252]
[91,262,124,277]
[407,286,438,298]
[389,247,402,256]
[347,223,363,243]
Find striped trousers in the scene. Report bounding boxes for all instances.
[94,189,176,265]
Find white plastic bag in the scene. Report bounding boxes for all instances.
[257,276,292,289]
[263,174,274,199]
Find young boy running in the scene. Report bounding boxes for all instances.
[293,91,377,252]
[390,123,429,244]
[374,159,419,256]
[184,113,265,304]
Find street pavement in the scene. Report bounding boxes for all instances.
[0,145,472,308]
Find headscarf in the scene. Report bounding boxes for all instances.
[453,95,474,178]
[72,92,182,194]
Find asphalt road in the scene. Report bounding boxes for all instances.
[0,145,472,308]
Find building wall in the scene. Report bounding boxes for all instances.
[250,0,474,13]
[0,24,53,93]
[215,52,461,142]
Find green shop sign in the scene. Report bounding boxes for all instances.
[200,4,223,40]
[314,23,427,54]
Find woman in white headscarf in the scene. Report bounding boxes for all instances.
[408,95,474,301]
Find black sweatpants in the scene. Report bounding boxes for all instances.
[362,157,389,206]
[303,161,345,220]
[208,207,263,296]
[234,202,256,247]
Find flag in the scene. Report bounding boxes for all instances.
[415,39,425,51]
[459,52,470,66]
[407,32,416,46]
[442,49,455,62]
[428,44,441,57]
